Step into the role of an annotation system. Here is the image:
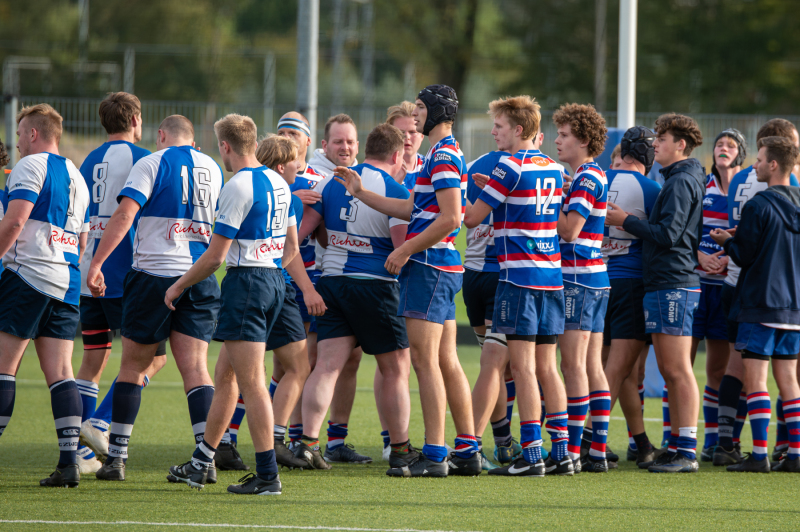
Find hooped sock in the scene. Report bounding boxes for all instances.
[589,390,611,460]
[661,386,671,447]
[702,386,719,449]
[545,411,568,461]
[775,395,789,451]
[491,416,513,447]
[747,392,772,461]
[567,396,589,460]
[229,395,246,445]
[326,421,348,450]
[520,420,543,464]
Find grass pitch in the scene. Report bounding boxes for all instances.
[0,340,796,532]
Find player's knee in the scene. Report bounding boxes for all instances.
[82,328,113,352]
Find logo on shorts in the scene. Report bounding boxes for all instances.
[564,287,580,297]
[644,310,649,320]
[166,219,212,243]
[499,299,508,322]
[646,322,656,329]
[665,292,682,301]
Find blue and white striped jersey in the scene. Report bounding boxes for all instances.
[2,152,90,304]
[214,166,294,270]
[311,163,410,281]
[119,145,223,277]
[464,151,509,273]
[79,141,151,298]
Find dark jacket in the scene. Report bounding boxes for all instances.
[725,185,800,324]
[621,158,705,292]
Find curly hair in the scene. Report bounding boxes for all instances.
[552,103,608,158]
[0,138,9,168]
[654,113,703,156]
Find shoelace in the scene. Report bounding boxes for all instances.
[341,443,366,460]
[236,472,258,485]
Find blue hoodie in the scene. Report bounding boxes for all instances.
[724,185,800,325]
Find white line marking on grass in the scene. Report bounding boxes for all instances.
[0,521,479,532]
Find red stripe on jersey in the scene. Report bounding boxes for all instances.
[500,252,561,262]
[703,210,728,220]
[561,258,605,267]
[424,205,441,213]
[568,189,599,204]
[487,180,510,196]
[508,187,561,197]
[577,230,604,241]
[494,221,558,230]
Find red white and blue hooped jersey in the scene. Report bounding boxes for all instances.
[79,141,151,298]
[402,154,425,193]
[290,164,324,272]
[2,152,90,304]
[214,166,294,269]
[602,170,662,279]
[560,162,610,289]
[696,173,729,285]
[477,149,564,290]
[312,163,410,281]
[119,145,223,278]
[464,151,510,273]
[407,136,467,272]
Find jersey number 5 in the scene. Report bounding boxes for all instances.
[181,166,212,208]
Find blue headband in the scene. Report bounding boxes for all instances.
[277,117,311,138]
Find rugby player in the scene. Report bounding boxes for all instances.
[711,136,800,473]
[167,114,297,494]
[335,85,480,477]
[298,124,414,473]
[553,103,612,473]
[74,92,167,473]
[606,113,705,473]
[0,104,90,487]
[86,115,223,481]
[713,119,800,466]
[690,129,746,461]
[599,126,662,464]
[464,95,568,477]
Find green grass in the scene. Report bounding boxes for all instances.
[0,340,795,532]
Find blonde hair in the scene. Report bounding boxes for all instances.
[610,144,622,163]
[386,101,416,126]
[488,96,541,140]
[214,114,258,156]
[17,104,63,144]
[256,134,298,170]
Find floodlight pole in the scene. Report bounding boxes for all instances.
[617,0,637,130]
[297,0,319,150]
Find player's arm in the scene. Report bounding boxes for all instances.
[86,197,141,297]
[281,224,299,272]
[298,208,323,242]
[390,224,408,249]
[78,231,88,263]
[558,211,588,242]
[621,177,695,249]
[164,234,233,310]
[334,166,414,221]
[464,199,493,229]
[0,199,34,258]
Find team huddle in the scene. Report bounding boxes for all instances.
[1,82,799,495]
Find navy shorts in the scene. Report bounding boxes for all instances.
[692,283,728,341]
[563,282,609,333]
[462,269,499,328]
[397,261,460,324]
[603,277,649,346]
[267,283,307,351]
[316,276,409,355]
[122,270,220,345]
[214,267,285,343]
[736,323,800,360]
[720,283,738,344]
[0,270,79,340]
[492,281,565,338]
[80,296,124,331]
[643,288,701,337]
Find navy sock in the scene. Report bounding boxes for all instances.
[491,416,513,447]
[108,381,142,462]
[192,438,216,469]
[717,375,743,450]
[187,385,215,447]
[255,449,278,481]
[0,375,15,439]
[91,376,116,431]
[50,379,82,468]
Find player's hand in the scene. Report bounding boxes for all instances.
[302,288,327,316]
[395,161,409,184]
[604,202,632,228]
[710,228,733,247]
[698,249,725,274]
[333,166,363,197]
[294,189,321,205]
[86,263,106,298]
[164,283,183,311]
[562,174,573,194]
[472,173,489,189]
[385,247,411,276]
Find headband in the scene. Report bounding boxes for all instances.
[277,117,311,138]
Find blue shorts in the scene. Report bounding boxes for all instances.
[214,267,285,344]
[462,269,499,327]
[266,283,307,351]
[643,288,701,337]
[316,276,409,355]
[122,270,220,345]
[735,323,800,359]
[720,283,738,344]
[80,296,124,331]
[0,270,79,340]
[692,283,728,341]
[563,282,609,333]
[397,261,460,324]
[492,282,565,338]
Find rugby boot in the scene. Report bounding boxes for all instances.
[772,456,800,473]
[713,445,743,466]
[96,456,125,481]
[772,446,789,462]
[40,464,80,487]
[324,443,372,464]
[638,447,669,469]
[386,453,448,477]
[726,453,770,473]
[275,438,309,469]
[447,453,482,476]
[572,457,582,474]
[700,445,715,462]
[480,451,499,471]
[581,455,609,473]
[544,456,574,476]
[77,452,102,475]
[635,445,657,466]
[216,442,249,471]
[626,445,637,462]
[494,440,522,465]
[606,446,619,463]
[227,472,281,495]
[294,439,332,470]
[167,460,216,483]
[649,453,699,473]
[169,460,209,489]
[488,457,545,477]
[389,446,421,469]
[80,420,109,461]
